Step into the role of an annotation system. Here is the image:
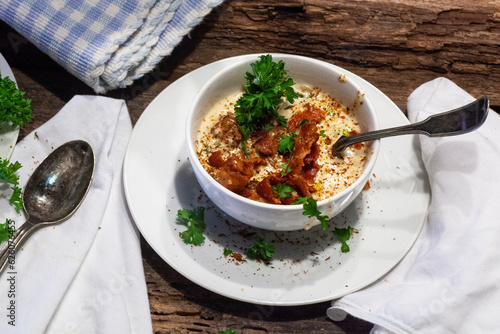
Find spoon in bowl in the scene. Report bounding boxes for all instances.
[332,96,490,155]
[0,140,94,274]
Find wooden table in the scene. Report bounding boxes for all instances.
[1,1,499,332]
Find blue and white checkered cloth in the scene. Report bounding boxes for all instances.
[0,0,224,93]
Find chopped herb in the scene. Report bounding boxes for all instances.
[335,128,350,137]
[245,237,275,262]
[278,133,298,155]
[278,161,293,176]
[320,129,326,137]
[0,158,21,185]
[9,185,23,212]
[223,248,233,256]
[176,207,206,245]
[0,71,32,128]
[218,330,237,334]
[297,119,310,126]
[293,196,330,230]
[0,219,15,243]
[234,55,299,155]
[333,226,354,252]
[272,183,294,198]
[0,157,24,212]
[264,123,273,131]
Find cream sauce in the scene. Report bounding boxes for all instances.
[195,85,367,202]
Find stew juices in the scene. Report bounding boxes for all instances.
[195,83,367,205]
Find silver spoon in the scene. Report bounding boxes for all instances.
[0,140,94,273]
[332,96,490,155]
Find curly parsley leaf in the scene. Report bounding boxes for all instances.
[0,219,15,243]
[177,207,206,246]
[272,183,294,198]
[9,185,24,212]
[223,248,233,256]
[245,237,275,262]
[293,196,330,230]
[0,157,21,185]
[278,133,298,155]
[235,55,299,154]
[0,72,32,128]
[0,157,24,212]
[333,226,354,252]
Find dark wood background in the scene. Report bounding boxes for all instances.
[1,0,499,332]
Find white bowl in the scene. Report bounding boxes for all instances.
[186,54,380,231]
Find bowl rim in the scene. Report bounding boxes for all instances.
[186,53,380,213]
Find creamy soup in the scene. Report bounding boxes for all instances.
[195,84,367,204]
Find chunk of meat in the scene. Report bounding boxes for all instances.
[207,105,326,204]
[256,175,299,205]
[213,153,265,193]
[256,176,282,204]
[303,142,320,168]
[252,126,286,156]
[287,103,325,130]
[287,122,320,174]
[208,150,225,168]
[211,112,242,147]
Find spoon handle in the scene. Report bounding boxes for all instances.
[332,96,489,155]
[0,220,40,274]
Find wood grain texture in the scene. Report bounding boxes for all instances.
[1,0,500,332]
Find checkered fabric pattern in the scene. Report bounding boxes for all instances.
[0,0,224,93]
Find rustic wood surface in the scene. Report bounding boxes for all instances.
[2,0,500,332]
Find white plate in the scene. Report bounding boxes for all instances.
[123,54,430,306]
[0,52,19,159]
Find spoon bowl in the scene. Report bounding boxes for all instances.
[0,140,94,273]
[332,96,489,155]
[23,140,94,223]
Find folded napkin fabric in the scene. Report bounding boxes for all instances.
[0,0,223,93]
[327,78,500,333]
[0,96,152,333]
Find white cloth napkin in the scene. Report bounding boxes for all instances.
[0,0,224,93]
[0,96,152,333]
[327,77,500,333]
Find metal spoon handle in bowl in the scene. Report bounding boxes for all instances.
[332,96,490,155]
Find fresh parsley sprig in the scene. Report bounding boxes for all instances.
[279,161,293,176]
[333,226,354,252]
[293,196,330,230]
[245,237,275,262]
[234,55,299,154]
[278,133,298,155]
[0,158,21,185]
[272,183,294,198]
[0,157,24,212]
[177,207,206,246]
[0,219,15,243]
[9,185,23,211]
[0,71,32,128]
